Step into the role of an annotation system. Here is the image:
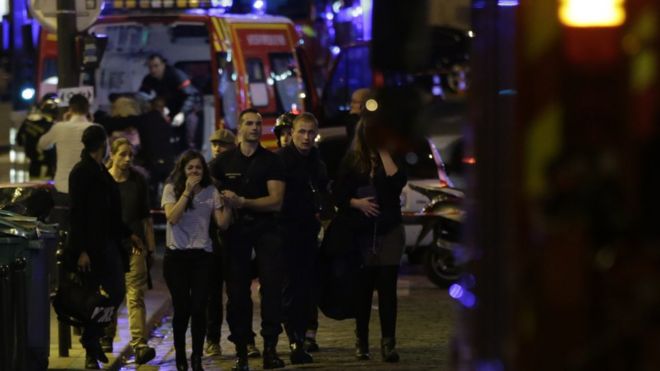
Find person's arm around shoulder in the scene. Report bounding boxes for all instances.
[37,122,57,151]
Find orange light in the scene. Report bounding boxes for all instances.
[559,0,626,27]
[463,156,477,165]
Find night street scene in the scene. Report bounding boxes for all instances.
[1,0,659,370]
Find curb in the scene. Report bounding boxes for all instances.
[107,296,173,371]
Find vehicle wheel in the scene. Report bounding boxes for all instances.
[423,239,459,288]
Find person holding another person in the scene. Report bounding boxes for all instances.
[210,108,286,371]
[333,117,407,363]
[162,150,232,371]
[101,138,157,365]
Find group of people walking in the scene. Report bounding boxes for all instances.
[36,86,407,370]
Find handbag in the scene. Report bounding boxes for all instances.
[51,271,118,327]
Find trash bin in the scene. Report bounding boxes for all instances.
[0,212,57,371]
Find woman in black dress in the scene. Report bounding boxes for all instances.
[333,119,407,363]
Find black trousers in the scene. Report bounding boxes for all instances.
[206,251,224,344]
[355,265,399,340]
[81,243,126,349]
[224,220,284,346]
[282,222,319,343]
[164,249,212,357]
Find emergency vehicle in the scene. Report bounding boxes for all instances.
[34,0,319,149]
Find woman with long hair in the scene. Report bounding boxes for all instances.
[333,118,407,363]
[102,138,157,364]
[162,150,232,371]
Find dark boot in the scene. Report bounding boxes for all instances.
[135,345,156,365]
[289,341,313,364]
[263,340,285,369]
[191,353,204,371]
[355,337,370,360]
[381,337,400,363]
[84,353,100,369]
[175,352,188,371]
[231,344,249,371]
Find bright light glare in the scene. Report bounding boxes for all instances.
[365,99,378,112]
[331,46,341,56]
[253,0,264,10]
[559,0,626,27]
[21,88,35,101]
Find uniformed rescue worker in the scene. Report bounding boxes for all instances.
[140,54,201,150]
[210,109,286,371]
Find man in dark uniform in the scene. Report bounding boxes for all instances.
[139,54,200,150]
[210,109,286,371]
[277,112,328,364]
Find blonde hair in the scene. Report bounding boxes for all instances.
[106,137,133,168]
[111,97,140,117]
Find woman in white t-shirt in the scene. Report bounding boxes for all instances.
[161,150,231,371]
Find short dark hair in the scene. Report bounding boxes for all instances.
[81,125,107,154]
[147,53,166,64]
[293,112,318,130]
[68,94,90,115]
[238,108,261,125]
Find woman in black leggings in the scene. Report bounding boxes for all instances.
[333,117,406,363]
[162,150,231,371]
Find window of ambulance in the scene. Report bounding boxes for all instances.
[246,58,269,108]
[217,52,239,130]
[269,52,304,113]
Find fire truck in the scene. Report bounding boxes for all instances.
[34,1,319,149]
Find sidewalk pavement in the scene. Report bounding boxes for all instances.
[117,266,454,371]
[47,252,172,371]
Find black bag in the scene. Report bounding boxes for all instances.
[51,271,118,327]
[318,249,361,320]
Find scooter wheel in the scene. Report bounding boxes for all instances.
[423,241,459,288]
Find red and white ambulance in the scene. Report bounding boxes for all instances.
[35,1,319,149]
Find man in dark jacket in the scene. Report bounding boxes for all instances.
[277,112,329,364]
[210,108,286,371]
[68,125,139,369]
[140,54,200,150]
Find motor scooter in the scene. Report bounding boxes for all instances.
[404,183,465,287]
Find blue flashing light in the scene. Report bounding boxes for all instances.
[331,46,341,56]
[21,87,35,101]
[324,11,334,21]
[432,86,443,96]
[253,0,264,10]
[497,0,519,6]
[459,291,476,308]
[448,284,464,299]
[350,6,363,17]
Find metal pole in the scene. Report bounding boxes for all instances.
[11,258,27,371]
[56,0,78,89]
